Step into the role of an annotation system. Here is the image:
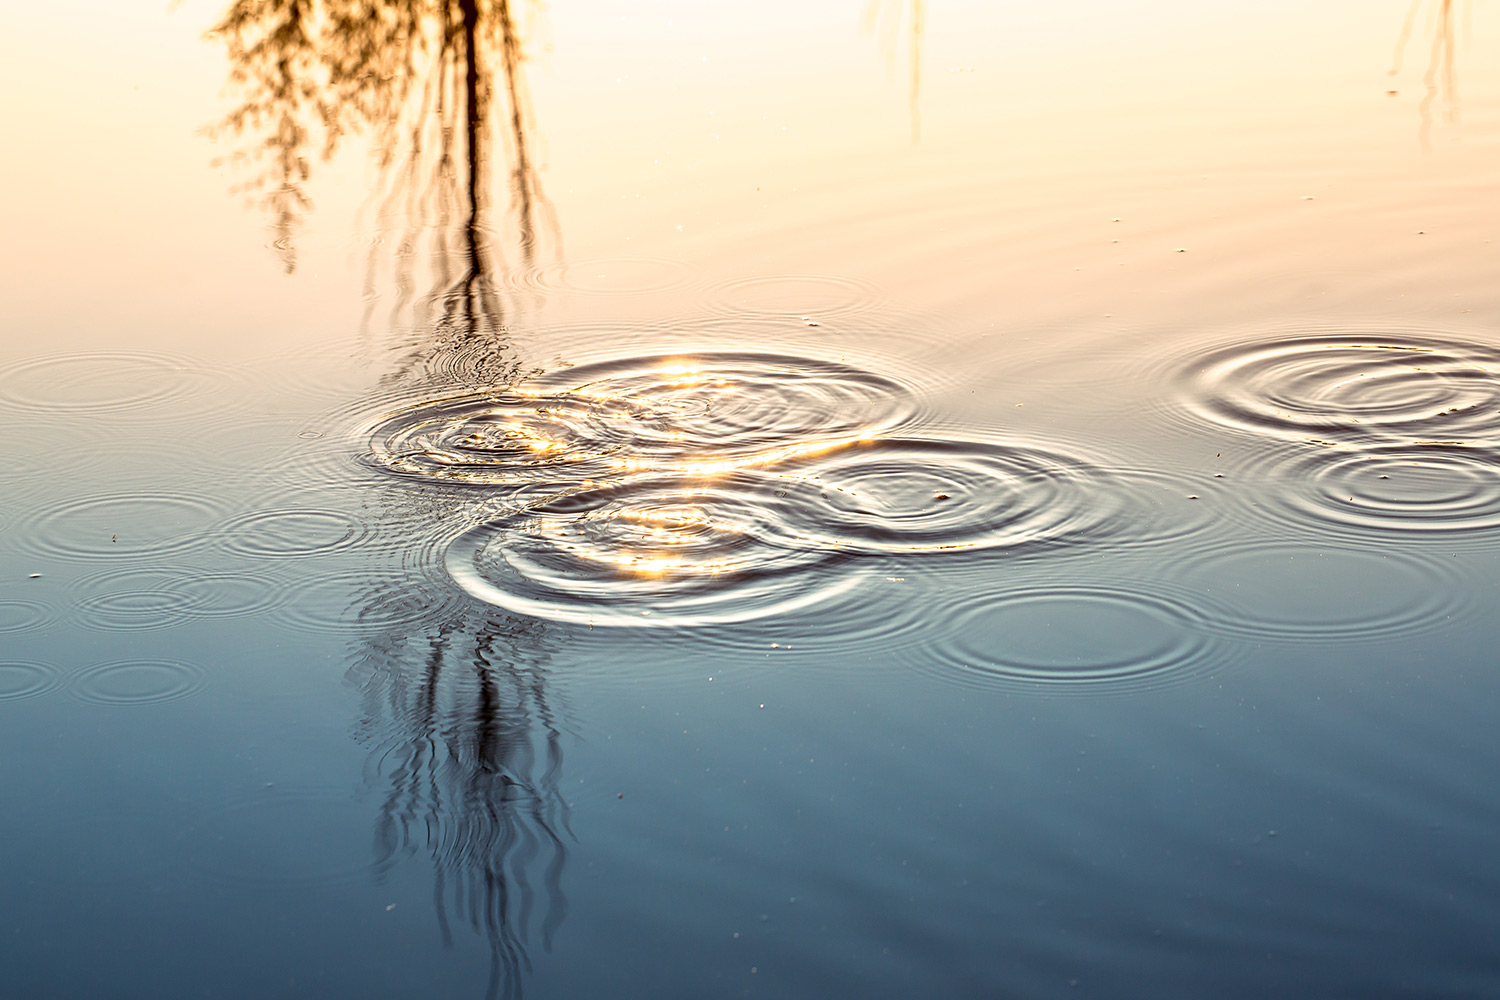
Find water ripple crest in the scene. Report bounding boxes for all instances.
[778,438,1115,555]
[0,599,59,635]
[1262,441,1500,543]
[0,351,227,413]
[0,661,64,702]
[1174,332,1500,446]
[368,352,918,488]
[528,351,918,463]
[70,659,210,706]
[1172,540,1472,643]
[16,492,223,561]
[218,509,369,558]
[445,470,864,627]
[75,568,195,632]
[915,582,1241,694]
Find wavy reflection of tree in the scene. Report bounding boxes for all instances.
[1389,0,1470,149]
[207,0,553,379]
[347,602,571,1000]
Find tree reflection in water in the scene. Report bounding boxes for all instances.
[347,607,570,1000]
[208,5,566,996]
[1389,0,1464,149]
[207,0,552,379]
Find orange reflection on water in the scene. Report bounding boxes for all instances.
[609,431,874,477]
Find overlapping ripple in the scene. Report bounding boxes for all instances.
[367,389,647,488]
[1174,333,1500,446]
[274,565,467,635]
[525,352,919,463]
[445,470,864,627]
[777,438,1116,555]
[75,568,196,632]
[368,352,919,489]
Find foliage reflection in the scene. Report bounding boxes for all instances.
[208,0,550,357]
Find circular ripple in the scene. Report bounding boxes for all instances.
[1174,541,1470,643]
[1269,441,1500,542]
[74,568,195,632]
[920,584,1237,693]
[0,599,59,634]
[527,255,694,295]
[274,566,466,635]
[1174,333,1500,445]
[528,352,919,462]
[16,492,222,561]
[702,273,880,319]
[183,788,376,888]
[445,470,863,627]
[776,438,1117,555]
[366,389,647,487]
[219,509,369,558]
[0,351,221,413]
[0,661,64,702]
[70,659,210,706]
[369,352,918,487]
[163,571,290,621]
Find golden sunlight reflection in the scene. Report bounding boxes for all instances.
[609,431,874,477]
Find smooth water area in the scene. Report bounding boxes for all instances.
[4,1,1500,997]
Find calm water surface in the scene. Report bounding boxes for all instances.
[4,1,1500,997]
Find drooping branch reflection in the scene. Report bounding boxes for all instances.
[347,603,570,1000]
[208,0,554,375]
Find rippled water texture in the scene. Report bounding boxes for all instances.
[918,582,1240,694]
[1175,333,1500,446]
[392,349,1143,629]
[368,352,921,490]
[445,470,865,627]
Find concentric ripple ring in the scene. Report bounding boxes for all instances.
[526,351,919,462]
[918,583,1238,693]
[444,469,866,627]
[1266,441,1500,543]
[1175,333,1500,445]
[774,437,1118,555]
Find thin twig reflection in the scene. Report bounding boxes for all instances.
[1389,0,1468,149]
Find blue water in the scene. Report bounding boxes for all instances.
[5,2,1500,997]
[5,320,1500,998]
